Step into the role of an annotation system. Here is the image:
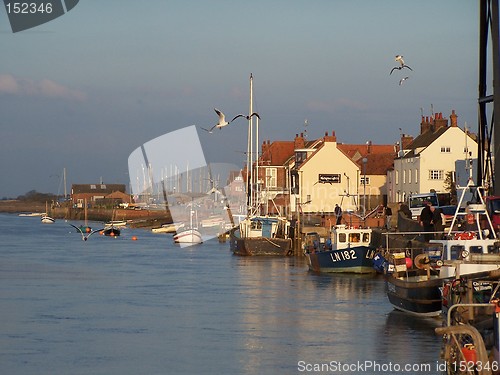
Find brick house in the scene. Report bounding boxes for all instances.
[71,184,131,208]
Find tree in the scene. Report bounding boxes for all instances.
[443,171,457,205]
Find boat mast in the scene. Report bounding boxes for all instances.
[246,74,253,215]
[63,167,67,199]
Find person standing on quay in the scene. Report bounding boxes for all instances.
[419,201,434,241]
[334,204,342,225]
[384,205,392,230]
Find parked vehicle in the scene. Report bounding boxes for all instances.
[408,192,451,220]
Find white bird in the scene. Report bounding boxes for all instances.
[399,76,409,85]
[231,112,261,122]
[390,55,413,75]
[69,223,103,241]
[201,108,230,133]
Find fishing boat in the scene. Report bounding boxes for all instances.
[230,216,292,256]
[383,177,500,317]
[229,74,293,256]
[41,201,55,224]
[305,225,376,273]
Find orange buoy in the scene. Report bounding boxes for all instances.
[131,236,138,241]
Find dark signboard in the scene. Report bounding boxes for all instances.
[318,174,341,184]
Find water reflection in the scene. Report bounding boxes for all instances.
[0,214,444,375]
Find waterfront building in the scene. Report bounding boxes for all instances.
[71,183,130,208]
[390,110,478,203]
[253,132,394,217]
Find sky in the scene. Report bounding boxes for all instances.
[0,0,484,198]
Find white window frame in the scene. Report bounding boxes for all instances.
[429,170,444,180]
[265,167,277,188]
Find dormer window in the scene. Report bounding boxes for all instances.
[295,150,307,166]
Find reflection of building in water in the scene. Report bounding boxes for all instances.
[235,259,387,370]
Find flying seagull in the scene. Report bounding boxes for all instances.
[399,76,409,86]
[201,108,230,133]
[390,55,413,75]
[231,112,261,122]
[69,223,103,241]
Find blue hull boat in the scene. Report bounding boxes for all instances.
[307,245,376,273]
[305,225,376,274]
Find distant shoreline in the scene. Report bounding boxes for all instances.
[0,200,172,228]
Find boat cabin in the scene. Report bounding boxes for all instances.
[330,225,372,250]
[239,216,290,239]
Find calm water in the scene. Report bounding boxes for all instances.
[0,213,444,374]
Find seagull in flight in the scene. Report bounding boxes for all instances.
[201,108,230,133]
[231,112,261,122]
[69,223,103,241]
[399,76,409,85]
[390,55,413,75]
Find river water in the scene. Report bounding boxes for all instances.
[0,213,445,374]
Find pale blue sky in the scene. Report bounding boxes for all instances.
[0,0,481,197]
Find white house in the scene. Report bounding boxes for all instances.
[391,110,478,203]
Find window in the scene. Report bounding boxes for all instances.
[360,176,370,185]
[395,170,399,185]
[295,151,307,166]
[403,170,406,184]
[429,170,444,180]
[90,184,96,189]
[440,146,451,153]
[408,169,411,183]
[415,169,418,183]
[265,168,277,188]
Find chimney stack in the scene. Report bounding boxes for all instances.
[294,133,305,149]
[421,116,431,134]
[434,112,448,130]
[323,130,337,143]
[450,110,458,127]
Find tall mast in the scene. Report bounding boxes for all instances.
[63,167,67,199]
[246,74,253,214]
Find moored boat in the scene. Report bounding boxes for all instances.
[230,216,293,256]
[41,215,55,224]
[305,225,376,273]
[152,222,185,234]
[383,177,500,317]
[41,201,55,224]
[173,228,202,245]
[104,220,127,227]
[385,252,448,317]
[103,225,121,237]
